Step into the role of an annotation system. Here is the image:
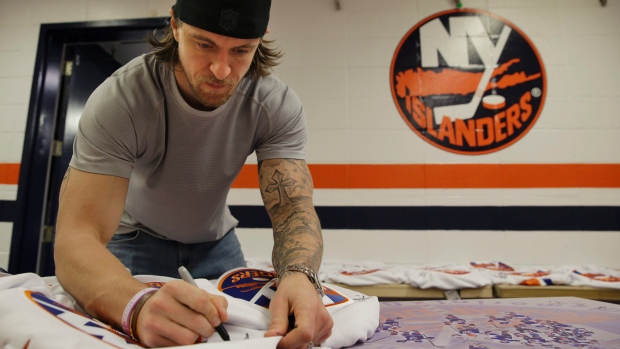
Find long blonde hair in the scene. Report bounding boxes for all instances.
[147,17,283,79]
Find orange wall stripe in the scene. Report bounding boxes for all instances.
[0,163,20,185]
[234,164,260,188]
[232,164,620,189]
[1,163,618,188]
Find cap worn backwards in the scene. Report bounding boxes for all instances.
[172,0,271,39]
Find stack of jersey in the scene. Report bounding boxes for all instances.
[569,265,620,289]
[319,260,407,286]
[245,258,409,286]
[404,263,492,290]
[469,261,572,286]
[0,268,379,349]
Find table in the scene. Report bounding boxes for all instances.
[351,297,620,349]
[494,285,620,302]
[331,283,494,300]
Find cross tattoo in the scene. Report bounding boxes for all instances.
[266,170,297,206]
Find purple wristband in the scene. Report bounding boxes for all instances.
[122,288,158,336]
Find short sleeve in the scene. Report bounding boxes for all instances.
[254,83,307,161]
[70,74,138,178]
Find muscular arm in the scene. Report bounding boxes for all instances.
[258,159,323,274]
[54,166,142,325]
[260,159,332,348]
[55,167,226,346]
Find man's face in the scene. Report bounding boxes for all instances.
[172,18,260,110]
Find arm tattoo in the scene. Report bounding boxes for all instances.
[265,169,296,206]
[259,159,323,274]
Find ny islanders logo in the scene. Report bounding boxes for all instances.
[391,9,546,154]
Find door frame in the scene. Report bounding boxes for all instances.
[9,17,167,274]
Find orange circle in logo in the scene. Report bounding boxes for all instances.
[390,8,546,155]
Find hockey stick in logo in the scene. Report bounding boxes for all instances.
[433,24,512,124]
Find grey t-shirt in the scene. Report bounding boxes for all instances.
[70,53,306,243]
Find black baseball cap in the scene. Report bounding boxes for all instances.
[172,0,271,39]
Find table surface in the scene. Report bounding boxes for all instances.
[350,297,620,349]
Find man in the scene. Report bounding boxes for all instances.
[53,0,333,348]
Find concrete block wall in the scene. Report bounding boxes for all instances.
[0,0,618,271]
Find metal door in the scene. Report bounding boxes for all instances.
[39,42,151,276]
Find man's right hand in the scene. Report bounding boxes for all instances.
[135,280,228,347]
[54,167,229,347]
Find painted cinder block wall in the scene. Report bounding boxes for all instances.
[0,0,619,271]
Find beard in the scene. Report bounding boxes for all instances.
[182,67,239,110]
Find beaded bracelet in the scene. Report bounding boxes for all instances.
[122,288,158,337]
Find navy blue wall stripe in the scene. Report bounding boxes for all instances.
[2,203,618,229]
[0,201,16,222]
[229,206,620,231]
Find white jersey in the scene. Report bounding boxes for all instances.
[0,269,379,349]
[469,261,572,286]
[321,261,407,286]
[404,263,492,290]
[569,265,620,289]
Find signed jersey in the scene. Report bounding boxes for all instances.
[212,267,380,349]
[0,269,379,349]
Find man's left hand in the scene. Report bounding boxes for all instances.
[265,272,333,349]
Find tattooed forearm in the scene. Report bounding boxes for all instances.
[271,202,323,273]
[259,159,323,273]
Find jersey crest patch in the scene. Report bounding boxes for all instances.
[217,268,349,308]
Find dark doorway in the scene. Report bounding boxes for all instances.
[10,18,167,275]
[40,42,152,276]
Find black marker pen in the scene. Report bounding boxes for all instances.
[178,266,230,341]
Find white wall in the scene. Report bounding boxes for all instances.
[0,0,619,271]
[237,0,620,268]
